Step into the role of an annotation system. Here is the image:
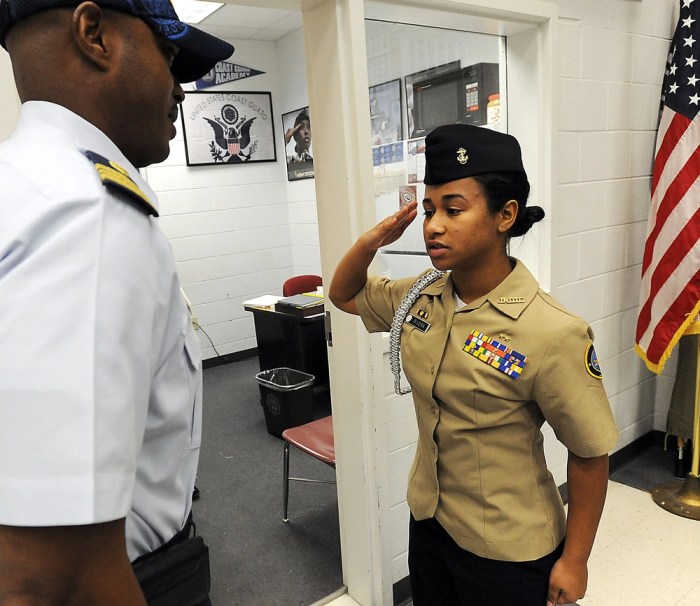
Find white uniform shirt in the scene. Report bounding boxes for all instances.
[0,102,202,561]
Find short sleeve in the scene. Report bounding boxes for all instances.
[0,185,157,526]
[533,321,619,457]
[355,274,417,333]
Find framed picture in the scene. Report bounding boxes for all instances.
[180,91,277,166]
[369,79,403,146]
[281,106,313,181]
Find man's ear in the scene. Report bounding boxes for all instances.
[498,199,518,233]
[72,2,111,71]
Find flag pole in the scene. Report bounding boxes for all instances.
[651,325,700,520]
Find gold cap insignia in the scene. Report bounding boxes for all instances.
[456,147,469,165]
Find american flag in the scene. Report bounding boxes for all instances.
[636,0,700,374]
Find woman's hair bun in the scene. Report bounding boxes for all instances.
[511,205,545,237]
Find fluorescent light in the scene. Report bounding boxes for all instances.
[172,0,223,24]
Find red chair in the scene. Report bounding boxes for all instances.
[282,415,335,522]
[282,274,322,297]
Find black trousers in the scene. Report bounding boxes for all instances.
[408,516,564,606]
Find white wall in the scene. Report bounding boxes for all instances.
[276,28,323,276]
[146,35,323,360]
[550,0,678,459]
[0,33,321,361]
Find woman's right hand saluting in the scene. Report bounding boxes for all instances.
[329,201,418,316]
[358,201,418,252]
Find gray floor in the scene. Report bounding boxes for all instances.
[192,357,341,606]
[610,443,686,492]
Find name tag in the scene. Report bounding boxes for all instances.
[406,314,431,333]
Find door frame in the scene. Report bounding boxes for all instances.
[301,1,558,603]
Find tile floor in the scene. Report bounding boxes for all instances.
[323,480,700,606]
[584,481,700,606]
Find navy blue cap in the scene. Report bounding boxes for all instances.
[0,0,234,83]
[423,124,526,185]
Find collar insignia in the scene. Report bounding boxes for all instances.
[498,296,525,304]
[83,150,158,217]
[463,330,527,379]
[456,147,469,165]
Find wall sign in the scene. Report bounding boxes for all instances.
[369,79,403,146]
[180,91,277,166]
[195,61,266,90]
[281,106,314,181]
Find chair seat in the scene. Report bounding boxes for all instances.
[282,416,335,466]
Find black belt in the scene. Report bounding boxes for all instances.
[131,511,210,606]
[132,511,195,567]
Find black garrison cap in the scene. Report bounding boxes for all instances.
[423,124,526,185]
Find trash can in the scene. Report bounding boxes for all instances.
[255,367,315,438]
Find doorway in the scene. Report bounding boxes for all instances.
[305,1,556,604]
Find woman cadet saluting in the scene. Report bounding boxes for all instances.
[329,123,618,606]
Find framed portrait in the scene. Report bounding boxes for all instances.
[368,79,403,146]
[282,106,313,181]
[180,91,277,166]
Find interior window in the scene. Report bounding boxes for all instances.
[365,20,506,278]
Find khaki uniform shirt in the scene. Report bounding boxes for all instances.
[356,260,619,562]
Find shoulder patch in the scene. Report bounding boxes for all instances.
[585,342,603,379]
[83,150,158,217]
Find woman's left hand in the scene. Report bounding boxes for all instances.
[546,557,587,605]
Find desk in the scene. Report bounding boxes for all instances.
[245,306,329,389]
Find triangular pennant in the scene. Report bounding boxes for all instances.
[195,62,266,89]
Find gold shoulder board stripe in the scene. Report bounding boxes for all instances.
[83,150,158,217]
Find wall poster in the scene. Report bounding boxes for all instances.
[369,79,403,146]
[282,106,313,181]
[407,137,427,184]
[180,91,276,166]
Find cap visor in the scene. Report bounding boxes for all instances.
[171,27,234,83]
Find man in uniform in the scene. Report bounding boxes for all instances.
[0,0,233,603]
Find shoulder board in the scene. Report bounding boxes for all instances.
[82,150,158,217]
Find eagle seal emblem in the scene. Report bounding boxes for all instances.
[205,104,257,163]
